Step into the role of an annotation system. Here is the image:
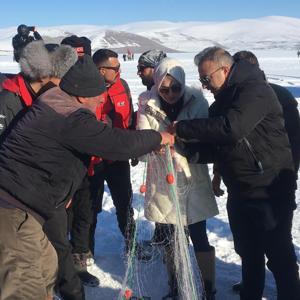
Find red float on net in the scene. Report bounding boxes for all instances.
[166,173,174,184]
[124,288,133,299]
[140,184,147,193]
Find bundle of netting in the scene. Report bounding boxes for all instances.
[119,146,204,300]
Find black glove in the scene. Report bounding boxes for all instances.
[131,158,139,167]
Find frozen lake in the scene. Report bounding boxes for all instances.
[0,49,299,300]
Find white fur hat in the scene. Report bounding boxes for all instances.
[51,45,77,79]
[19,40,52,81]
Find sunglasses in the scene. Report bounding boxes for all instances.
[199,66,223,85]
[99,65,120,72]
[137,65,149,72]
[159,83,182,95]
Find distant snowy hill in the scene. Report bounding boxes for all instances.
[0,16,300,53]
[114,16,300,52]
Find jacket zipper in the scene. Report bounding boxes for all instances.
[243,138,264,174]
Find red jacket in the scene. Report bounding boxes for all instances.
[99,76,134,129]
[2,73,33,106]
[88,77,134,175]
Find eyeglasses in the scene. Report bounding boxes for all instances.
[199,67,223,85]
[99,65,120,72]
[159,83,182,95]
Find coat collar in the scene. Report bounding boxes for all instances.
[145,86,197,124]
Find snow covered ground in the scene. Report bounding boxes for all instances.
[0,49,299,300]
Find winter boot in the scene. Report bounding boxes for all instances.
[84,250,95,266]
[72,253,99,287]
[195,246,217,300]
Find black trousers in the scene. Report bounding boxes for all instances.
[69,161,134,255]
[44,209,85,300]
[68,165,105,254]
[152,221,210,251]
[89,161,135,253]
[227,197,300,300]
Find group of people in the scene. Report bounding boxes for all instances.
[123,49,134,61]
[0,24,299,300]
[136,48,300,300]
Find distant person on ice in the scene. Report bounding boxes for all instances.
[127,49,133,60]
[137,57,219,299]
[0,55,174,300]
[169,46,300,300]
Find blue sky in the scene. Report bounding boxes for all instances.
[1,0,300,28]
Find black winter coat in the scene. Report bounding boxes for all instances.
[176,61,296,209]
[0,75,36,139]
[0,89,24,137]
[0,87,161,220]
[0,73,7,92]
[270,83,300,172]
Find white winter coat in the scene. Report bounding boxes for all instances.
[137,58,218,225]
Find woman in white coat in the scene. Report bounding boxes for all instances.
[137,57,219,300]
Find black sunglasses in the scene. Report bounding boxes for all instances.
[99,65,120,72]
[137,65,149,72]
[159,83,182,95]
[199,66,223,85]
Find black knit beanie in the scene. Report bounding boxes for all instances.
[60,55,106,97]
[138,50,167,68]
[61,35,92,56]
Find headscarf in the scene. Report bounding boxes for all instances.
[153,57,185,99]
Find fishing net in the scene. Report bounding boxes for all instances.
[119,145,204,300]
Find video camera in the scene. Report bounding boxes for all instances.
[17,24,35,37]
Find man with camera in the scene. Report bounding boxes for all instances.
[12,24,42,62]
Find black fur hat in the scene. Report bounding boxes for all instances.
[60,55,106,97]
[61,35,92,56]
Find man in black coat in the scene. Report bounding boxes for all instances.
[0,41,89,300]
[224,50,300,294]
[12,24,43,62]
[0,55,174,300]
[170,47,300,300]
[232,50,300,173]
[67,49,143,280]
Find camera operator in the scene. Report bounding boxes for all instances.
[12,24,42,62]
